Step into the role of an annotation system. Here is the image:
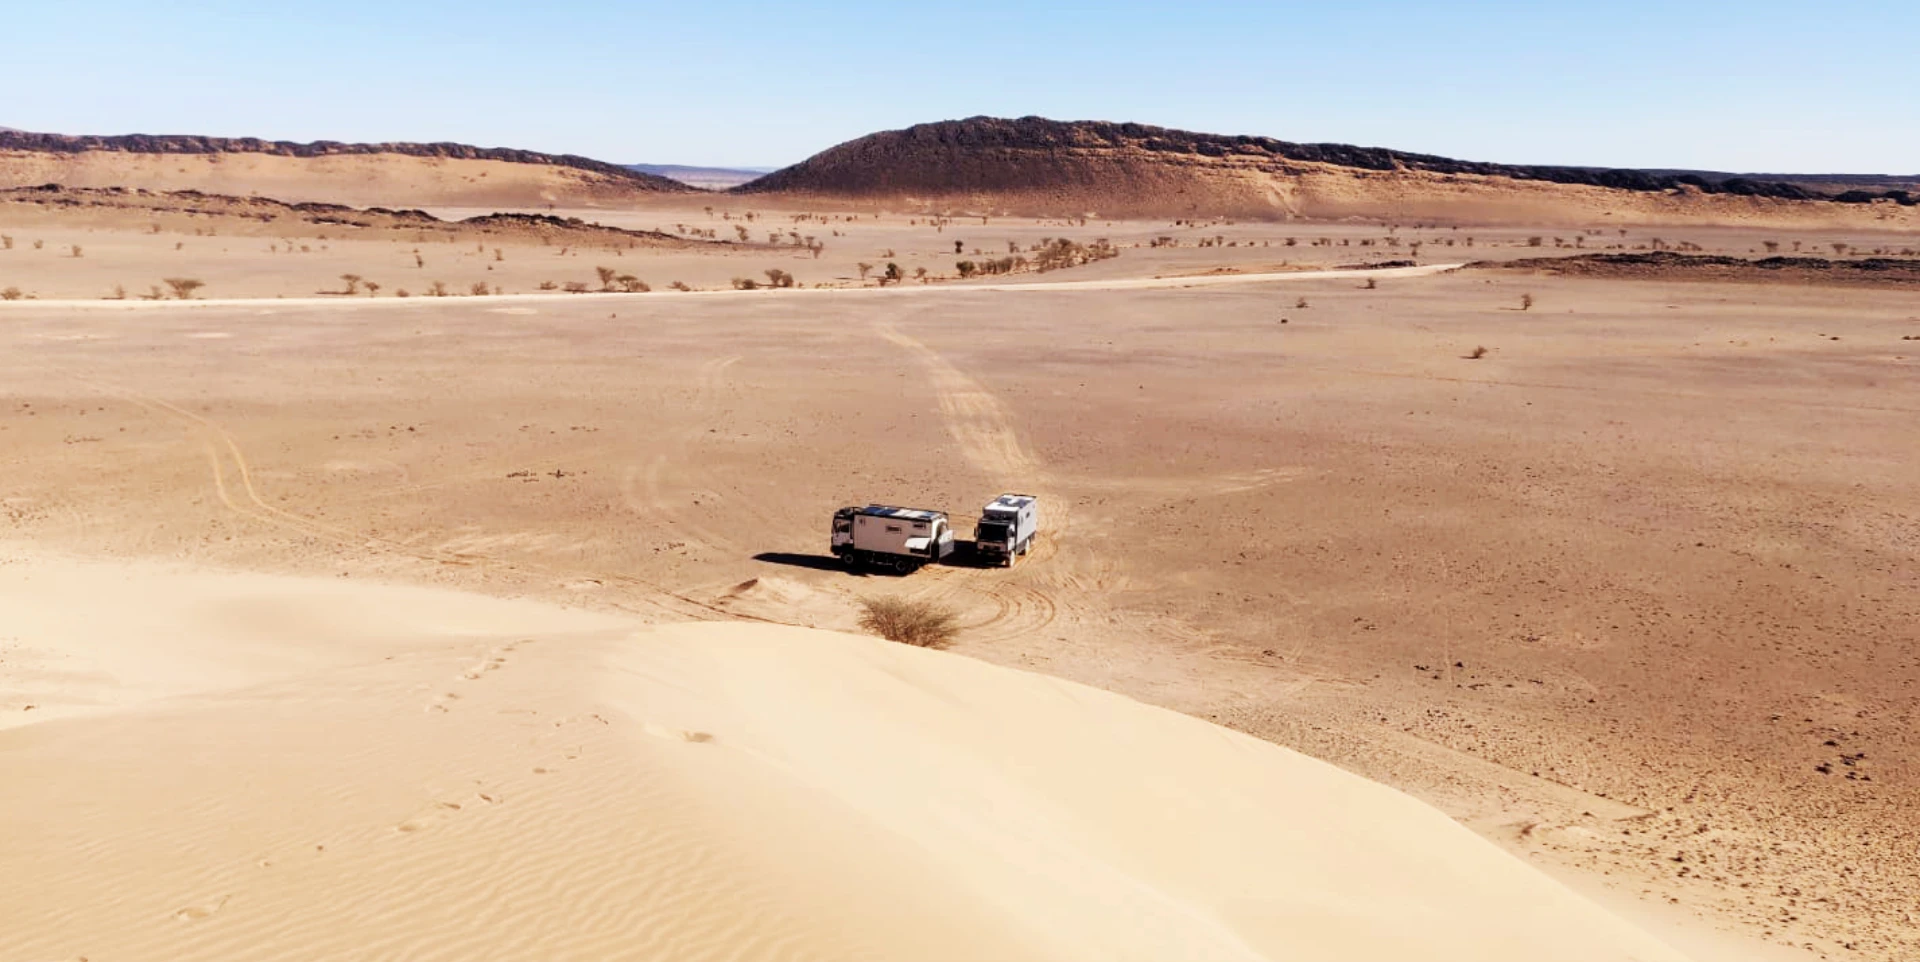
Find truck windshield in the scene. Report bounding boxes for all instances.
[976,522,1010,541]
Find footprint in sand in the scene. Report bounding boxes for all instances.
[171,896,229,922]
[643,722,715,744]
[427,691,462,713]
[459,657,505,681]
[394,800,463,834]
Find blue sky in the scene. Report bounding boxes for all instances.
[6,1,1916,172]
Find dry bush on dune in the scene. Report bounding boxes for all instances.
[669,280,690,291]
[163,278,204,300]
[1467,345,1489,360]
[0,286,22,301]
[856,596,961,649]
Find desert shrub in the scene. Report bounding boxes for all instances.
[1363,277,1378,289]
[955,260,977,278]
[1032,237,1118,272]
[1527,236,1544,247]
[538,280,557,291]
[494,248,504,261]
[669,281,691,291]
[142,285,164,300]
[2,235,12,249]
[857,596,960,649]
[70,245,82,258]
[163,277,205,300]
[340,274,362,295]
[763,269,793,289]
[429,281,449,297]
[857,262,873,281]
[365,281,381,296]
[469,282,490,296]
[1521,293,1534,311]
[595,266,617,290]
[395,288,410,298]
[0,287,21,301]
[734,225,750,243]
[732,277,759,290]
[1295,297,1309,309]
[1467,345,1489,359]
[563,281,589,293]
[111,284,126,300]
[33,240,43,250]
[881,262,902,285]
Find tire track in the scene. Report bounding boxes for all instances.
[51,364,775,624]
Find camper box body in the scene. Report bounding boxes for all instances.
[974,494,1039,566]
[831,504,955,571]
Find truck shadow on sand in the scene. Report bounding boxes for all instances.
[753,542,1004,576]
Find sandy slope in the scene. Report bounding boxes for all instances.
[0,550,1688,962]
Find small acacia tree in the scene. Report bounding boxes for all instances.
[856,262,873,282]
[339,274,362,295]
[164,278,205,300]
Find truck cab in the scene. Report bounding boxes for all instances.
[974,494,1039,566]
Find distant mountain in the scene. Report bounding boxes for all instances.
[0,130,694,208]
[627,163,779,191]
[736,116,1919,225]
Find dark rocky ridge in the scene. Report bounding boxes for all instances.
[738,116,1919,206]
[0,130,692,192]
[0,184,701,245]
[1472,250,1920,285]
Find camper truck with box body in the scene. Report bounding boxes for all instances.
[830,504,957,572]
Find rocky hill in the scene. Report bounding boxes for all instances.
[0,131,692,208]
[737,116,1920,226]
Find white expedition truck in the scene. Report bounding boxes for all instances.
[973,493,1039,566]
[830,504,957,572]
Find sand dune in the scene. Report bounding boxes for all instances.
[0,550,1688,961]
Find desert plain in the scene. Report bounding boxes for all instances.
[3,183,1918,962]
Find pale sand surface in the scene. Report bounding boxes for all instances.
[1,550,1688,962]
